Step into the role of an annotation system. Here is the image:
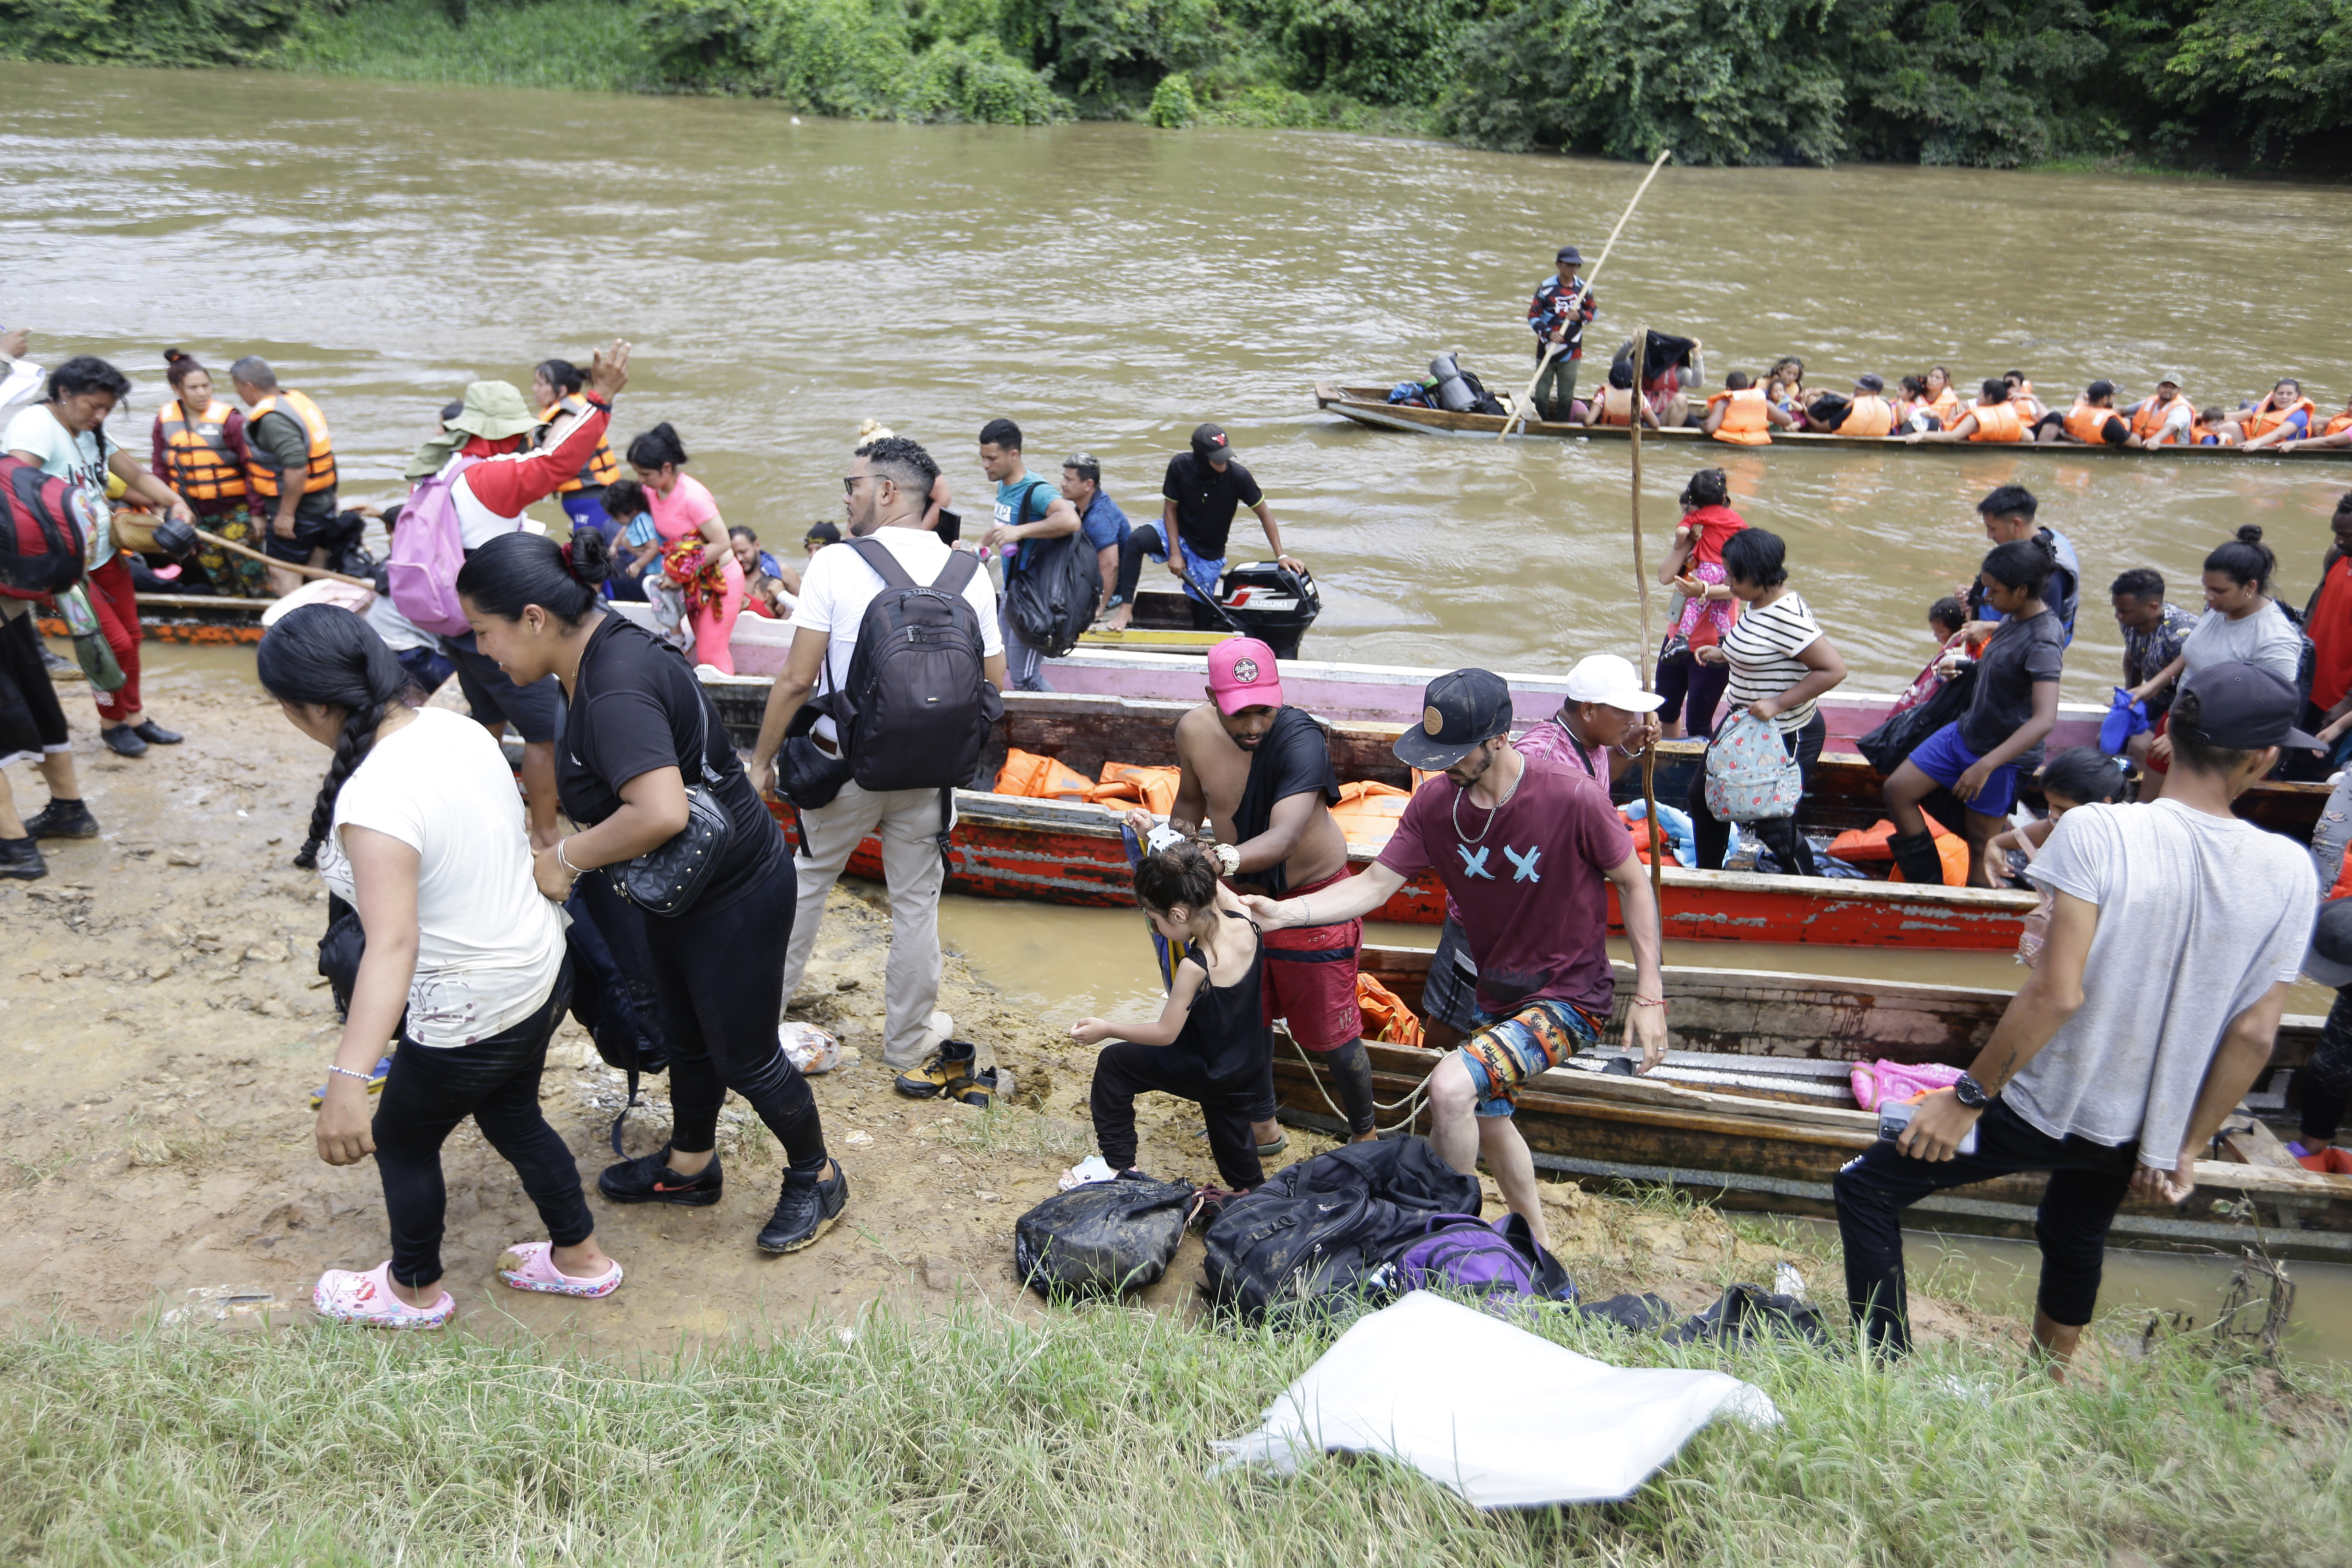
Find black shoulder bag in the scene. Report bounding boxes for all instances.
[600,634,739,918]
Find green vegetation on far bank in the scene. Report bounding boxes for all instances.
[4,0,2350,167]
[5,1287,2348,1564]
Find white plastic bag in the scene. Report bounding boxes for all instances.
[780,1021,840,1076]
[1212,1291,1778,1508]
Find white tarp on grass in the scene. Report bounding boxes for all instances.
[1211,1290,1780,1508]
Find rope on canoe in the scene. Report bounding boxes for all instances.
[1283,1035,1439,1138]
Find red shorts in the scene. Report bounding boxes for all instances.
[1259,866,1363,1051]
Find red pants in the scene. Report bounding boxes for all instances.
[86,556,141,724]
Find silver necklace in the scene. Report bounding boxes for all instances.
[1452,760,1523,844]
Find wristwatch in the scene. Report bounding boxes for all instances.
[1211,842,1241,877]
[1953,1073,1991,1110]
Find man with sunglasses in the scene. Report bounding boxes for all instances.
[751,437,1009,1081]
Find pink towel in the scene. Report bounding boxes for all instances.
[1850,1059,1966,1111]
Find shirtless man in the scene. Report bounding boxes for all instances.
[1130,636,1378,1151]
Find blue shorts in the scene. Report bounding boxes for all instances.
[1459,999,1601,1118]
[1907,722,2021,818]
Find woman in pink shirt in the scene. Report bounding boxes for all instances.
[626,422,744,673]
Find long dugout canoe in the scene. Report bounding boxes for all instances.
[711,681,2043,949]
[1268,948,2350,1262]
[1316,381,2352,461]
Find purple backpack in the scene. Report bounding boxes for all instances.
[1394,1212,1575,1302]
[386,455,481,637]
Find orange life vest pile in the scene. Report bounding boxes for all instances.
[1356,973,1423,1049]
[994,750,1181,815]
[1824,816,1969,886]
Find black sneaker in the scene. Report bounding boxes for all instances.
[132,720,183,745]
[597,1145,724,1207]
[100,725,149,757]
[0,836,45,881]
[757,1160,847,1254]
[23,798,98,840]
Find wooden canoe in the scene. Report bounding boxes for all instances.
[1270,947,2352,1262]
[36,592,273,647]
[714,682,2045,949]
[1316,381,2352,461]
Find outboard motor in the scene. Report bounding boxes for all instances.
[1428,353,1481,415]
[1214,563,1321,660]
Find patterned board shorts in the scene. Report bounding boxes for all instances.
[1459,998,1601,1118]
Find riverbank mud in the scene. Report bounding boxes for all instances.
[0,677,2043,1356]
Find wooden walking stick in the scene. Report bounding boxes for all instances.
[1498,146,1673,440]
[1627,328,1664,902]
[189,526,375,590]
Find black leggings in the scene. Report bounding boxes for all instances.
[2304,990,2352,1143]
[1654,643,1732,738]
[373,960,587,1289]
[1833,1100,2138,1355]
[641,845,828,1174]
[1092,1042,1265,1190]
[1244,1038,1376,1136]
[1688,709,1824,876]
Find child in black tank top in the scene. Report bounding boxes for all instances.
[1071,842,1274,1192]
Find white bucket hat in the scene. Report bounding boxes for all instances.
[1562,654,1665,713]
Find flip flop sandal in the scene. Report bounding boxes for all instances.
[1256,1131,1289,1157]
[496,1241,623,1298]
[312,1261,454,1329]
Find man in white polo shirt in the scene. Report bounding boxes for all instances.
[750,436,1007,1082]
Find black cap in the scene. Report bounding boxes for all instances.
[1192,423,1233,463]
[2303,897,2352,989]
[2171,662,2321,752]
[1555,245,1584,265]
[1394,669,1515,771]
[1855,372,1885,393]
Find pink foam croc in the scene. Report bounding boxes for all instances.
[497,1241,622,1298]
[312,1262,455,1329]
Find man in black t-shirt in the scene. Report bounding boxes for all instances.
[1103,423,1303,632]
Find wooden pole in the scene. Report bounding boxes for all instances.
[1498,147,1673,440]
[189,526,375,590]
[1628,327,1664,901]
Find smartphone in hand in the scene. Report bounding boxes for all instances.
[1878,1098,1978,1156]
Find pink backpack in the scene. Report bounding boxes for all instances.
[385,455,481,637]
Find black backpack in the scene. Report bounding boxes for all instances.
[1013,1176,1196,1298]
[1003,500,1098,660]
[835,536,1003,847]
[1857,664,1976,775]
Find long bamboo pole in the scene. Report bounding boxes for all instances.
[1628,327,1663,902]
[190,526,374,589]
[1497,147,1673,441]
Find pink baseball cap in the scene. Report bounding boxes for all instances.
[1207,637,1283,714]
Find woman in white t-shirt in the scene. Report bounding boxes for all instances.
[258,605,619,1328]
[2131,527,2305,767]
[1689,527,1847,875]
[3,355,197,762]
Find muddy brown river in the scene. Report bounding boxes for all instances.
[4,62,2348,1352]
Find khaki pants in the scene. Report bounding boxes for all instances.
[780,777,951,1068]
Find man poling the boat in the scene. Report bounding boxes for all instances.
[1245,668,1668,1253]
[1836,661,2321,1372]
[1128,636,1379,1152]
[1526,245,1596,424]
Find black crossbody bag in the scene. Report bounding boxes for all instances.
[595,631,738,918]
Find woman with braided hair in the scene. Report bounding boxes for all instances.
[260,604,615,1328]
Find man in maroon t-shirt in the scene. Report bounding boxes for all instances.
[1248,668,1668,1249]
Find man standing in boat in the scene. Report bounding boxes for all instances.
[1528,245,1597,423]
[1247,668,1669,1252]
[1102,424,1302,634]
[1834,662,2319,1373]
[1963,485,2083,644]
[1132,636,1379,1151]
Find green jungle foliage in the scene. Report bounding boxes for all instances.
[6,0,2350,163]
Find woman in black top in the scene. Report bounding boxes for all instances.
[454,530,844,1255]
[1882,538,2065,888]
[1070,842,1272,1192]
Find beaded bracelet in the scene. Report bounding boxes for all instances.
[327,1065,374,1084]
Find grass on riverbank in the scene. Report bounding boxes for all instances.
[279,0,656,93]
[5,1286,2346,1565]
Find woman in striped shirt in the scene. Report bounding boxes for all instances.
[1689,528,1848,875]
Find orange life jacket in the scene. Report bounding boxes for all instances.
[2062,402,2120,445]
[1708,386,1771,446]
[1842,396,1894,438]
[536,394,621,495]
[1966,401,2025,443]
[2007,382,2044,421]
[1356,973,1424,1049]
[2245,396,2316,441]
[157,397,246,502]
[1617,807,1679,866]
[993,748,1093,800]
[1087,761,1180,817]
[243,389,337,498]
[2324,410,2352,439]
[2129,396,2183,445]
[1329,779,1413,846]
[1595,387,1637,427]
[1827,816,1968,886]
[1926,387,1962,421]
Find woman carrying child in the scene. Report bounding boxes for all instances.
[1653,467,1747,739]
[263,605,618,1327]
[1070,840,1274,1193]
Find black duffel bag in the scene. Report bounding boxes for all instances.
[1004,530,1098,660]
[1857,664,1976,775]
[1014,1176,1196,1297]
